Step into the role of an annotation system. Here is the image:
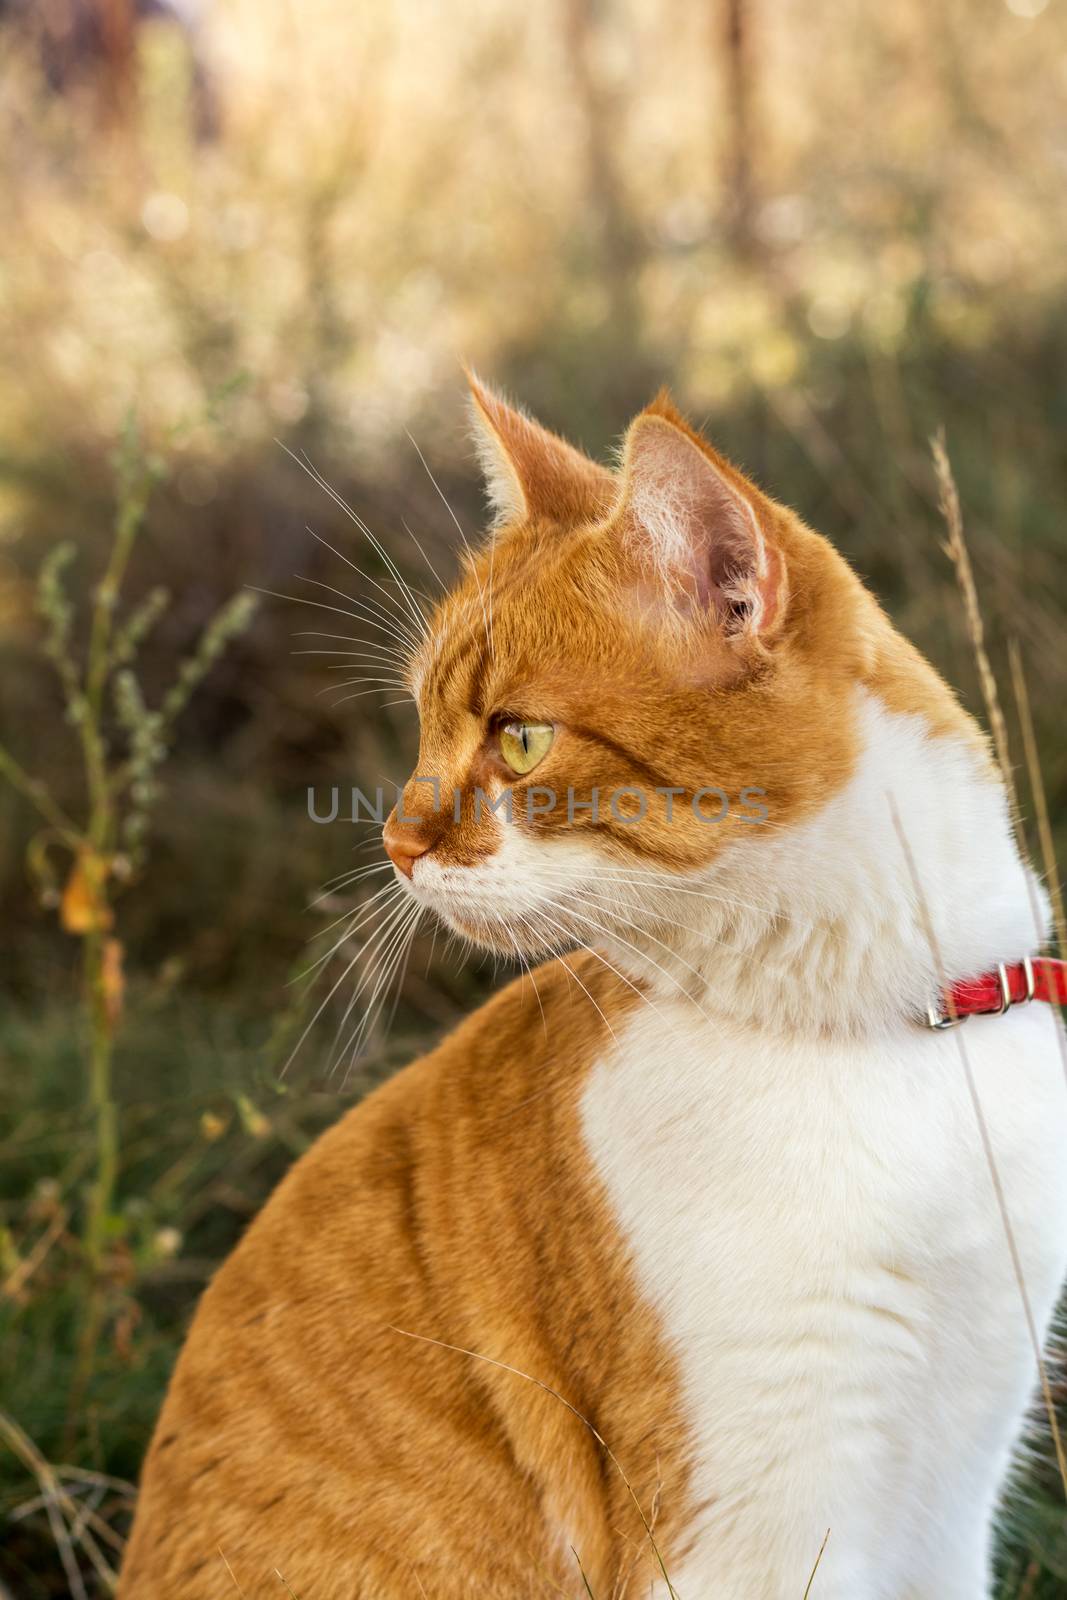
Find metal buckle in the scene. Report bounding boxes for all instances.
[926,1001,966,1030]
[1022,955,1037,1003]
[992,962,1013,1015]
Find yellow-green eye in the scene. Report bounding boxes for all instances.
[499,720,554,775]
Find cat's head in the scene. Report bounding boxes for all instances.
[382,375,869,959]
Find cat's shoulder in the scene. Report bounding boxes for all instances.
[284,950,639,1178]
[434,948,639,1075]
[199,951,635,1305]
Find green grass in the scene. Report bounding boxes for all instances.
[0,995,408,1597]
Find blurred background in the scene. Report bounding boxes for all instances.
[0,0,1065,1593]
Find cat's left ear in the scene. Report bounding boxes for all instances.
[617,397,787,641]
[465,370,616,528]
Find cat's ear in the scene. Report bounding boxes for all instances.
[465,370,616,528]
[617,395,787,640]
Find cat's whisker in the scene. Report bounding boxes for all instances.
[319,666,411,687]
[313,654,412,669]
[527,899,693,1040]
[289,588,419,660]
[318,676,409,699]
[542,937,620,1044]
[361,905,425,1052]
[303,522,425,637]
[334,938,404,1075]
[319,670,409,688]
[294,449,430,637]
[322,670,413,690]
[292,582,422,656]
[529,877,733,980]
[423,916,440,979]
[379,907,426,1044]
[279,885,410,1077]
[401,518,449,598]
[530,869,762,948]
[311,861,393,902]
[295,882,406,982]
[550,899,715,1022]
[333,899,425,1081]
[307,660,411,685]
[298,903,396,985]
[564,886,739,954]
[507,904,564,963]
[309,886,395,938]
[250,586,420,647]
[324,894,418,1074]
[291,578,421,651]
[331,685,416,708]
[531,857,779,904]
[292,629,411,662]
[498,911,599,1097]
[501,922,549,1041]
[295,575,421,652]
[279,442,430,639]
[302,523,425,642]
[294,648,411,670]
[405,429,492,661]
[304,879,400,952]
[530,864,784,923]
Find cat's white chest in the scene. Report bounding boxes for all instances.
[580,1001,1067,1600]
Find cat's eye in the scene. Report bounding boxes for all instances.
[498,720,554,775]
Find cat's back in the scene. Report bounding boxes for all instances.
[118,953,676,1599]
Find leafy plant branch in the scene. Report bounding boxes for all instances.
[0,415,258,1426]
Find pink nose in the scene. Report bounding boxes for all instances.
[382,814,432,879]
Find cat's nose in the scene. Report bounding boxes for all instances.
[383,813,432,879]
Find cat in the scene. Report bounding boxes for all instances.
[118,376,1067,1599]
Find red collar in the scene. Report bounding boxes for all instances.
[928,956,1067,1029]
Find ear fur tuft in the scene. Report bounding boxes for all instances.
[464,369,616,529]
[465,370,530,526]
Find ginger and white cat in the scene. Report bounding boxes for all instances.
[119,378,1067,1599]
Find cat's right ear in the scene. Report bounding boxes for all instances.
[616,395,788,644]
[465,371,616,529]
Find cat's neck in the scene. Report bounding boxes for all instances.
[605,690,1043,1038]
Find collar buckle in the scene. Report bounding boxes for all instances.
[992,961,1013,1015]
[925,1002,966,1031]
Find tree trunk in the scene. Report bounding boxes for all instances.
[721,0,758,260]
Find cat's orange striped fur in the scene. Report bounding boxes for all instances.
[121,959,689,1597]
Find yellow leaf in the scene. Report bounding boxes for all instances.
[236,1093,270,1139]
[60,851,113,934]
[200,1110,227,1142]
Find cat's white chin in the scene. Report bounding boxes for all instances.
[441,906,555,957]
